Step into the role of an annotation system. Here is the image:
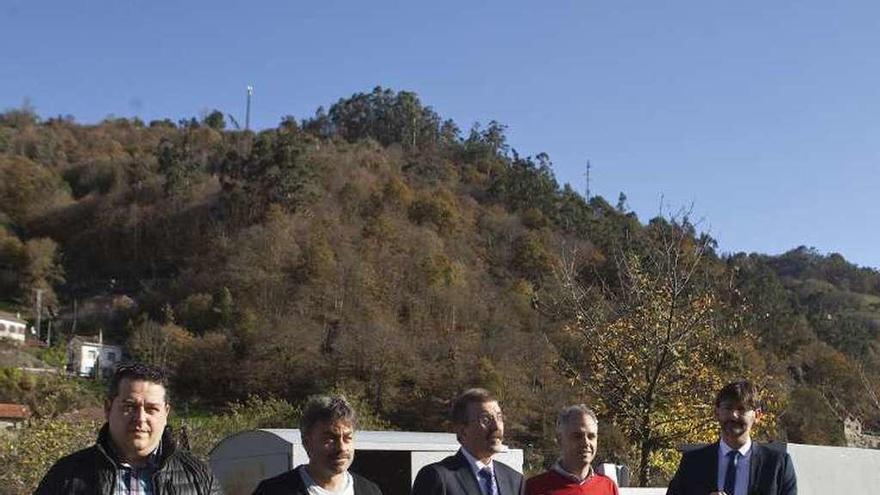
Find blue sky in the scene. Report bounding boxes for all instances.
[3,1,879,268]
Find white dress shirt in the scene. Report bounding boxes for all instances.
[460,448,496,495]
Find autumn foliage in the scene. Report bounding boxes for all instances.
[1,89,879,492]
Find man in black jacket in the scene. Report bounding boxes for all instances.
[666,380,796,495]
[253,395,382,495]
[35,362,221,494]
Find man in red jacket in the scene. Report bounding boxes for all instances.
[526,405,618,495]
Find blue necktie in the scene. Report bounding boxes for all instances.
[723,451,741,495]
[478,467,497,495]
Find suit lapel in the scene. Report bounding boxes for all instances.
[748,442,764,495]
[494,466,510,495]
[708,442,721,493]
[454,451,484,495]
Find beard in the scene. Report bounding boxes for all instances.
[328,452,352,471]
[723,419,748,436]
[488,432,504,452]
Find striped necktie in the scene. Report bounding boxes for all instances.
[478,466,498,495]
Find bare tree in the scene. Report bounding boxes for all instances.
[544,213,736,485]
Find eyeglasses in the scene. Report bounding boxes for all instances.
[470,412,504,428]
[718,403,756,415]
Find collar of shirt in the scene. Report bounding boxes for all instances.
[298,465,353,495]
[718,438,752,458]
[116,450,160,495]
[550,459,593,484]
[118,447,161,470]
[460,447,494,481]
[717,438,753,495]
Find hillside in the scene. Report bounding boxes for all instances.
[1,87,879,487]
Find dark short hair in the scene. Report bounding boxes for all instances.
[107,362,170,403]
[300,395,357,440]
[715,380,761,410]
[556,404,598,436]
[451,388,496,425]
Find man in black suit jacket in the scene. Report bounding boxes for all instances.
[666,381,796,495]
[253,395,382,495]
[412,388,523,495]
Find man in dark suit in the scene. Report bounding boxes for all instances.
[666,380,797,495]
[253,395,382,495]
[412,388,523,495]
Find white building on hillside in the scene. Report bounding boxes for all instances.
[67,335,123,377]
[0,311,28,344]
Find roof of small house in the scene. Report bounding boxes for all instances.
[0,403,30,419]
[0,311,26,325]
[69,336,122,349]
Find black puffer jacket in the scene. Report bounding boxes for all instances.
[34,424,222,495]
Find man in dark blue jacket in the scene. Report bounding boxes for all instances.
[666,380,796,495]
[411,388,523,495]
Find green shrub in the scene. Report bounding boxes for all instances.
[0,417,101,494]
[174,395,300,460]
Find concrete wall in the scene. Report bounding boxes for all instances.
[787,442,880,495]
[210,431,880,495]
[617,443,880,495]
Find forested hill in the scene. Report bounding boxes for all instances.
[1,87,879,483]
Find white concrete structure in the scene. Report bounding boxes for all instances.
[210,429,523,495]
[0,311,27,343]
[67,336,122,377]
[628,442,880,495]
[210,433,880,495]
[787,442,880,495]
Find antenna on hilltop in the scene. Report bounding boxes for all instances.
[245,85,254,131]
[584,159,592,201]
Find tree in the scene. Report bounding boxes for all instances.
[0,227,27,298]
[511,232,555,284]
[21,237,65,309]
[462,120,509,163]
[616,192,628,213]
[203,110,226,130]
[157,137,198,196]
[0,155,72,226]
[302,106,333,138]
[327,86,441,149]
[488,152,559,219]
[781,386,845,445]
[0,228,65,307]
[127,312,194,370]
[546,216,739,485]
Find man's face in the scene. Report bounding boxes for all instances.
[715,400,760,446]
[457,400,504,461]
[558,413,598,472]
[104,378,170,464]
[303,419,355,479]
